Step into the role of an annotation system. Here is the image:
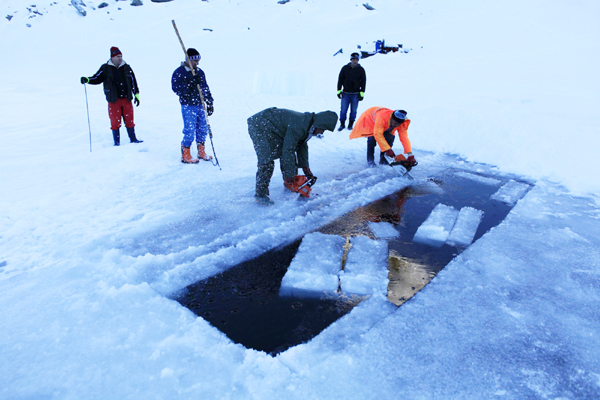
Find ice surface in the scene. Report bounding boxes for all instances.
[491,180,531,205]
[447,207,484,246]
[279,232,345,296]
[413,204,459,247]
[340,236,388,296]
[368,221,400,239]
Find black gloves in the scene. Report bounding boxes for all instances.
[337,90,342,99]
[80,77,89,84]
[206,103,214,116]
[302,166,313,181]
[134,94,140,107]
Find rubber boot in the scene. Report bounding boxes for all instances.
[127,127,143,143]
[197,143,213,161]
[181,146,199,164]
[348,120,354,130]
[112,129,120,146]
[254,195,274,206]
[337,121,345,132]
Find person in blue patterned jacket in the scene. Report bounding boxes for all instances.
[171,48,214,164]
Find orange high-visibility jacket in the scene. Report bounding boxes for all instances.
[349,107,412,153]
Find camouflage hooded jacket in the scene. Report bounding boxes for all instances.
[247,107,338,180]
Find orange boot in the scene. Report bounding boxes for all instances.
[181,145,199,164]
[197,143,213,161]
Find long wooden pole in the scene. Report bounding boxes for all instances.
[172,20,221,169]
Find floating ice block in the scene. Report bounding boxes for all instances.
[447,207,484,246]
[412,204,459,247]
[491,180,530,205]
[368,221,400,239]
[279,232,346,297]
[341,236,389,296]
[454,171,501,186]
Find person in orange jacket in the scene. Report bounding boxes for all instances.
[349,107,417,167]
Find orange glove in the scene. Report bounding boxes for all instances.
[384,149,395,158]
[394,154,406,162]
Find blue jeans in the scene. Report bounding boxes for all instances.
[340,93,359,123]
[181,105,209,147]
[367,130,395,165]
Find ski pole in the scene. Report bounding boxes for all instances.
[172,20,221,170]
[84,83,92,152]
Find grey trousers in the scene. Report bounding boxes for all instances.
[256,162,275,197]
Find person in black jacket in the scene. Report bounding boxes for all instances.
[336,52,366,131]
[80,47,143,146]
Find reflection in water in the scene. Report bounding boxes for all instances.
[317,183,439,305]
[315,171,529,307]
[387,250,435,306]
[318,191,410,239]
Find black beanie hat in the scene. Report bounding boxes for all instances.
[391,109,407,122]
[187,48,201,61]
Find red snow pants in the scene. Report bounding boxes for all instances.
[108,98,135,130]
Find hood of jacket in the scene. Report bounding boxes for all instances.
[181,61,200,72]
[107,59,128,69]
[312,111,338,132]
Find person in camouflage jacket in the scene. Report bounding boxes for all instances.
[247,107,338,205]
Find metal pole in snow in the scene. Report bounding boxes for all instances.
[84,83,92,152]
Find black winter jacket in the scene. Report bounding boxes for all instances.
[88,60,139,103]
[337,63,366,94]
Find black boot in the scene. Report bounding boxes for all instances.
[112,129,120,146]
[348,120,354,130]
[127,127,143,143]
[337,121,345,131]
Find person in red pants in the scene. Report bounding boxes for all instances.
[81,46,143,146]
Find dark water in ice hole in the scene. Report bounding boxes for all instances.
[176,169,532,355]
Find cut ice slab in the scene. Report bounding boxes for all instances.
[341,236,389,296]
[447,207,484,247]
[454,171,501,186]
[368,221,400,239]
[413,204,459,247]
[279,232,346,297]
[491,180,530,205]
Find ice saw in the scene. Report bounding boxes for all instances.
[384,155,417,179]
[297,176,317,199]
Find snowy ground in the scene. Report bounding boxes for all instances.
[1,0,599,398]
